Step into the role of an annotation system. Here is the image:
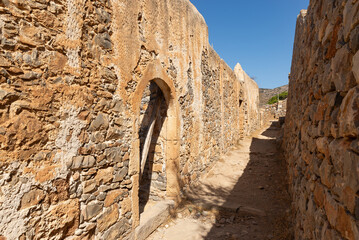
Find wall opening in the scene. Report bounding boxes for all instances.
[239,99,243,107]
[138,81,168,213]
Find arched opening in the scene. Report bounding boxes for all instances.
[138,81,168,213]
[130,69,181,230]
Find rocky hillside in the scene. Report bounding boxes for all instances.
[259,85,288,106]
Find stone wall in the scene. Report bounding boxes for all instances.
[0,0,260,239]
[283,1,359,239]
[258,99,287,128]
[234,63,260,137]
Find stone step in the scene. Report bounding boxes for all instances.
[135,200,175,240]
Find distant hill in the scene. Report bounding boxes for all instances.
[259,85,288,107]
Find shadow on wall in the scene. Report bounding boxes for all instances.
[184,122,293,239]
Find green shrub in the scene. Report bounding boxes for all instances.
[267,91,288,105]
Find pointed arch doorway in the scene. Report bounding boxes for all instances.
[130,68,180,228]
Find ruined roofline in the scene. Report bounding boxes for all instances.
[298,9,308,18]
[189,0,243,80]
[187,0,207,26]
[234,63,258,88]
[297,9,308,22]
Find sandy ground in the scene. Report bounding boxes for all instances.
[147,122,292,240]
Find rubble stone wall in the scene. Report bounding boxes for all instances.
[234,63,260,137]
[0,0,260,239]
[283,1,359,239]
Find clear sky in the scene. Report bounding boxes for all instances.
[190,0,310,89]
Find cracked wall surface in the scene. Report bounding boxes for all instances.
[0,0,260,239]
[284,0,359,239]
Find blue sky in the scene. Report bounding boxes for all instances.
[190,0,309,89]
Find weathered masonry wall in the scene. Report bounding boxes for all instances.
[0,0,259,239]
[234,63,260,137]
[283,1,359,239]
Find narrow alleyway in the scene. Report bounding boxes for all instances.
[147,121,292,240]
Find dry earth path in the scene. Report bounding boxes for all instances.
[147,122,292,240]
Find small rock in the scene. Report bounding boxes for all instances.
[73,172,80,181]
[85,223,96,231]
[94,33,112,49]
[102,68,117,81]
[97,192,106,201]
[20,189,45,210]
[74,229,83,236]
[125,212,132,219]
[113,167,128,182]
[89,113,109,131]
[97,204,119,232]
[83,202,103,220]
[0,89,8,101]
[80,194,91,202]
[71,156,83,170]
[20,71,41,80]
[82,156,96,168]
[0,56,11,67]
[99,185,111,192]
[95,167,114,185]
[82,179,96,194]
[104,189,125,207]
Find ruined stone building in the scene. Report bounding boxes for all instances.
[0,0,261,239]
[2,0,358,239]
[283,0,359,239]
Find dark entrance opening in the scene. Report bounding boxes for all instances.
[239,99,243,107]
[138,81,168,213]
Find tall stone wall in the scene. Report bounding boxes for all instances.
[234,63,260,136]
[0,0,260,239]
[283,1,359,239]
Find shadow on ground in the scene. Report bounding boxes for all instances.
[184,122,293,240]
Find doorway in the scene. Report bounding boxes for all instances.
[138,81,168,213]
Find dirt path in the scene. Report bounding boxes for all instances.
[147,122,292,240]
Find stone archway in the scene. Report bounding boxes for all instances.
[138,81,168,213]
[129,62,180,227]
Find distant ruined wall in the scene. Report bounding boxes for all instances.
[284,1,359,239]
[259,99,287,127]
[0,0,259,239]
